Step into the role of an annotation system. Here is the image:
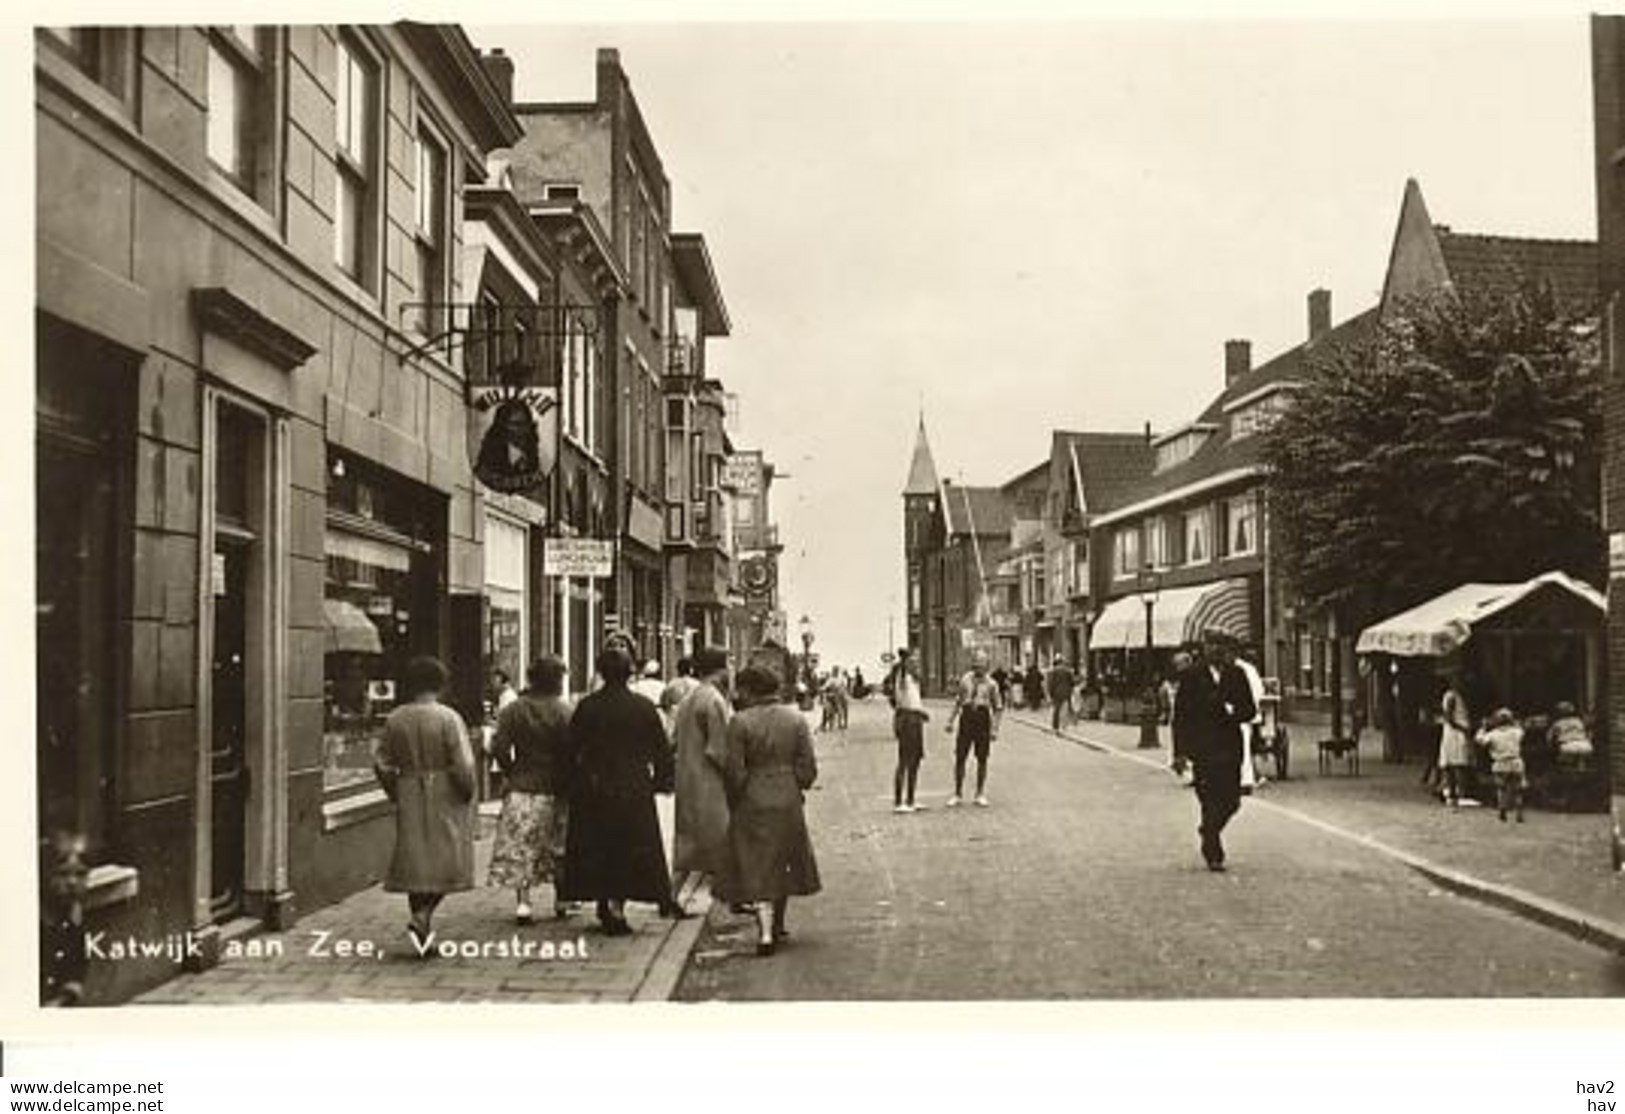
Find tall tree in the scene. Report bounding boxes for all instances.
[1262,282,1602,720]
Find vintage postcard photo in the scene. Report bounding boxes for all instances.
[23,10,1625,1019]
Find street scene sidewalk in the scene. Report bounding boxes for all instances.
[133,799,708,1006]
[1019,709,1625,952]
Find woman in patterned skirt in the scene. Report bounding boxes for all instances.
[487,655,573,923]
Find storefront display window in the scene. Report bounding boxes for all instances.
[323,452,441,793]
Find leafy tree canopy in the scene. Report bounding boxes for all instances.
[1261,282,1601,629]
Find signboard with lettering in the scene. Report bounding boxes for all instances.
[544,538,614,578]
[723,452,762,496]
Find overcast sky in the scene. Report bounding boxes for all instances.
[468,17,1596,670]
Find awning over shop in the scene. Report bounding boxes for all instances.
[324,598,383,655]
[1354,571,1604,658]
[1086,578,1252,653]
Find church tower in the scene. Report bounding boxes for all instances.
[902,417,941,660]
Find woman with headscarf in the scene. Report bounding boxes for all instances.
[716,666,822,956]
[374,656,476,953]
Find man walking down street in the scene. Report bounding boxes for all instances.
[889,649,929,813]
[946,649,1004,808]
[1172,629,1257,871]
[1046,658,1076,733]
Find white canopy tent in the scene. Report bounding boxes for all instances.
[1086,578,1252,654]
[1354,571,1604,659]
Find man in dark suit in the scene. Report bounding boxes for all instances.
[1172,630,1258,871]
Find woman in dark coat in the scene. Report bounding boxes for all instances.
[716,666,821,956]
[373,656,476,951]
[558,647,677,936]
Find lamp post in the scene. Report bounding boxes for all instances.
[798,613,815,710]
[1137,564,1163,748]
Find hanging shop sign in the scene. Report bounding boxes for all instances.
[469,383,558,495]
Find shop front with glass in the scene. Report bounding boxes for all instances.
[321,450,446,797]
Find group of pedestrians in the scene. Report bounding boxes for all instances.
[373,644,821,958]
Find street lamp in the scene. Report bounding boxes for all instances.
[1136,564,1163,748]
[798,614,815,710]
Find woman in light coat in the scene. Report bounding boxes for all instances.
[1438,673,1474,807]
[374,656,476,952]
[716,666,821,956]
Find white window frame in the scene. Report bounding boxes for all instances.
[1184,506,1212,566]
[411,117,450,334]
[332,31,379,288]
[1226,493,1259,557]
[1113,528,1140,581]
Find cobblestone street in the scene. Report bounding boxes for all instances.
[134,800,704,1005]
[678,699,1625,1000]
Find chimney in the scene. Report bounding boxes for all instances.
[1224,339,1252,385]
[480,48,514,109]
[1308,288,1332,341]
[1143,421,1152,445]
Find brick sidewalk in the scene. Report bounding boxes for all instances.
[1022,711,1625,949]
[135,798,707,1005]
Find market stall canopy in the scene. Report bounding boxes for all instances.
[1087,578,1251,653]
[1354,571,1604,659]
[324,598,383,655]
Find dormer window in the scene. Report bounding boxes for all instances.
[1153,425,1217,473]
[1226,382,1299,441]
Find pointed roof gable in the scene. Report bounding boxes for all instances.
[1380,178,1600,317]
[903,418,941,497]
[1379,178,1452,319]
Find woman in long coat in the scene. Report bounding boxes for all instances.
[373,656,476,952]
[558,647,677,935]
[716,666,821,956]
[671,646,734,876]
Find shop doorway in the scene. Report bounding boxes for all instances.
[208,535,250,920]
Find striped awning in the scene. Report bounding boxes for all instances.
[1087,578,1253,653]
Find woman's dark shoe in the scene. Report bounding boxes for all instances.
[659,900,693,920]
[755,940,777,957]
[774,925,791,942]
[598,916,633,937]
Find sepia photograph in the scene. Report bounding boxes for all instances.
[24,4,1625,1029]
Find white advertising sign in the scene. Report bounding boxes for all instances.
[544,538,614,578]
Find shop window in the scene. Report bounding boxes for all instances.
[483,512,527,701]
[323,452,442,793]
[36,320,130,856]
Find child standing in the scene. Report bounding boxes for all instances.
[1476,707,1527,823]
